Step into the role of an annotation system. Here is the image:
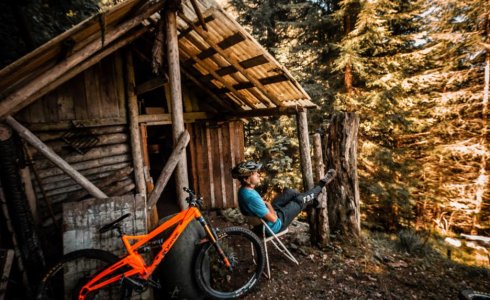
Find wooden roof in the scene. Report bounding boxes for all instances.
[0,0,313,118]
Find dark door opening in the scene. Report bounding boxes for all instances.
[145,125,180,217]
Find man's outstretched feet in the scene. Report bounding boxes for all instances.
[320,169,337,187]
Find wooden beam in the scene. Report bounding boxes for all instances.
[227,106,301,119]
[22,117,127,131]
[125,51,147,199]
[135,75,169,95]
[5,116,107,199]
[296,110,313,190]
[180,30,273,108]
[0,1,164,119]
[179,46,256,109]
[166,5,190,210]
[180,68,237,112]
[138,112,213,124]
[16,28,148,115]
[178,15,215,38]
[147,131,190,211]
[178,12,283,107]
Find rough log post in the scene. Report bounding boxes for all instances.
[125,51,147,199]
[166,0,189,210]
[147,131,190,211]
[5,116,107,199]
[325,112,360,237]
[312,133,330,247]
[296,109,314,190]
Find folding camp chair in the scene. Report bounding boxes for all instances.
[246,216,299,279]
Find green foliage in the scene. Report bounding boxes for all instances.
[243,116,303,196]
[228,0,489,235]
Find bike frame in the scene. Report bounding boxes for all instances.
[78,205,230,299]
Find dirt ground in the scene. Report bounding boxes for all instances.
[210,212,490,300]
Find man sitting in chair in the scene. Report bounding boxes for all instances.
[232,161,336,236]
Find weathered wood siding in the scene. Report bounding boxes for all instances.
[15,53,126,124]
[13,53,134,227]
[188,120,244,209]
[63,195,146,254]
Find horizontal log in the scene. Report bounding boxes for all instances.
[226,106,304,119]
[37,154,130,178]
[30,133,128,158]
[35,125,127,142]
[40,162,131,184]
[37,166,131,193]
[135,75,169,95]
[57,168,133,200]
[35,143,130,170]
[138,112,213,124]
[23,118,127,132]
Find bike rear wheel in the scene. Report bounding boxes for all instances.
[37,249,129,300]
[194,226,265,299]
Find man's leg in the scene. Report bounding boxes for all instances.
[275,201,302,231]
[272,188,300,209]
[292,185,323,210]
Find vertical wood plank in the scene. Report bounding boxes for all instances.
[216,125,226,208]
[57,84,75,121]
[84,63,102,119]
[221,122,234,208]
[100,56,118,118]
[187,124,199,192]
[205,125,215,207]
[195,123,209,207]
[73,73,89,120]
[114,51,127,119]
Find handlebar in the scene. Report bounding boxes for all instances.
[183,187,203,208]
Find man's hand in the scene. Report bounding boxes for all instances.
[263,201,278,222]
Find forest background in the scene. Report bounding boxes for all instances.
[0,0,488,237]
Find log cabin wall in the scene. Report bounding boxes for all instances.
[13,52,135,227]
[188,120,244,209]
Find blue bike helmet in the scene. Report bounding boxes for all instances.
[231,161,262,179]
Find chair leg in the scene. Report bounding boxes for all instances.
[263,234,271,279]
[269,237,299,265]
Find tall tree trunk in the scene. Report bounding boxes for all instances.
[325,112,361,238]
[311,133,330,247]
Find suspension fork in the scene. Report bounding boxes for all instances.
[196,216,233,270]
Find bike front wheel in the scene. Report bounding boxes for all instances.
[37,249,129,300]
[194,226,265,299]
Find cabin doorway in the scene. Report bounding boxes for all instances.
[143,124,180,217]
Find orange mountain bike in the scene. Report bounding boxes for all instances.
[37,188,265,299]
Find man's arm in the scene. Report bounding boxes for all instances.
[263,201,278,222]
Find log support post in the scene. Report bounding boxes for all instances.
[296,109,314,190]
[312,133,329,247]
[166,0,189,210]
[125,51,147,204]
[325,112,360,238]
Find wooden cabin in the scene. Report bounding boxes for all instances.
[0,0,315,262]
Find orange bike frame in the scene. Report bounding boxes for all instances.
[78,206,222,299]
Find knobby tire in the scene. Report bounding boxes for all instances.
[36,248,129,300]
[194,226,265,299]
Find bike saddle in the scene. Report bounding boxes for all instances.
[99,213,131,233]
